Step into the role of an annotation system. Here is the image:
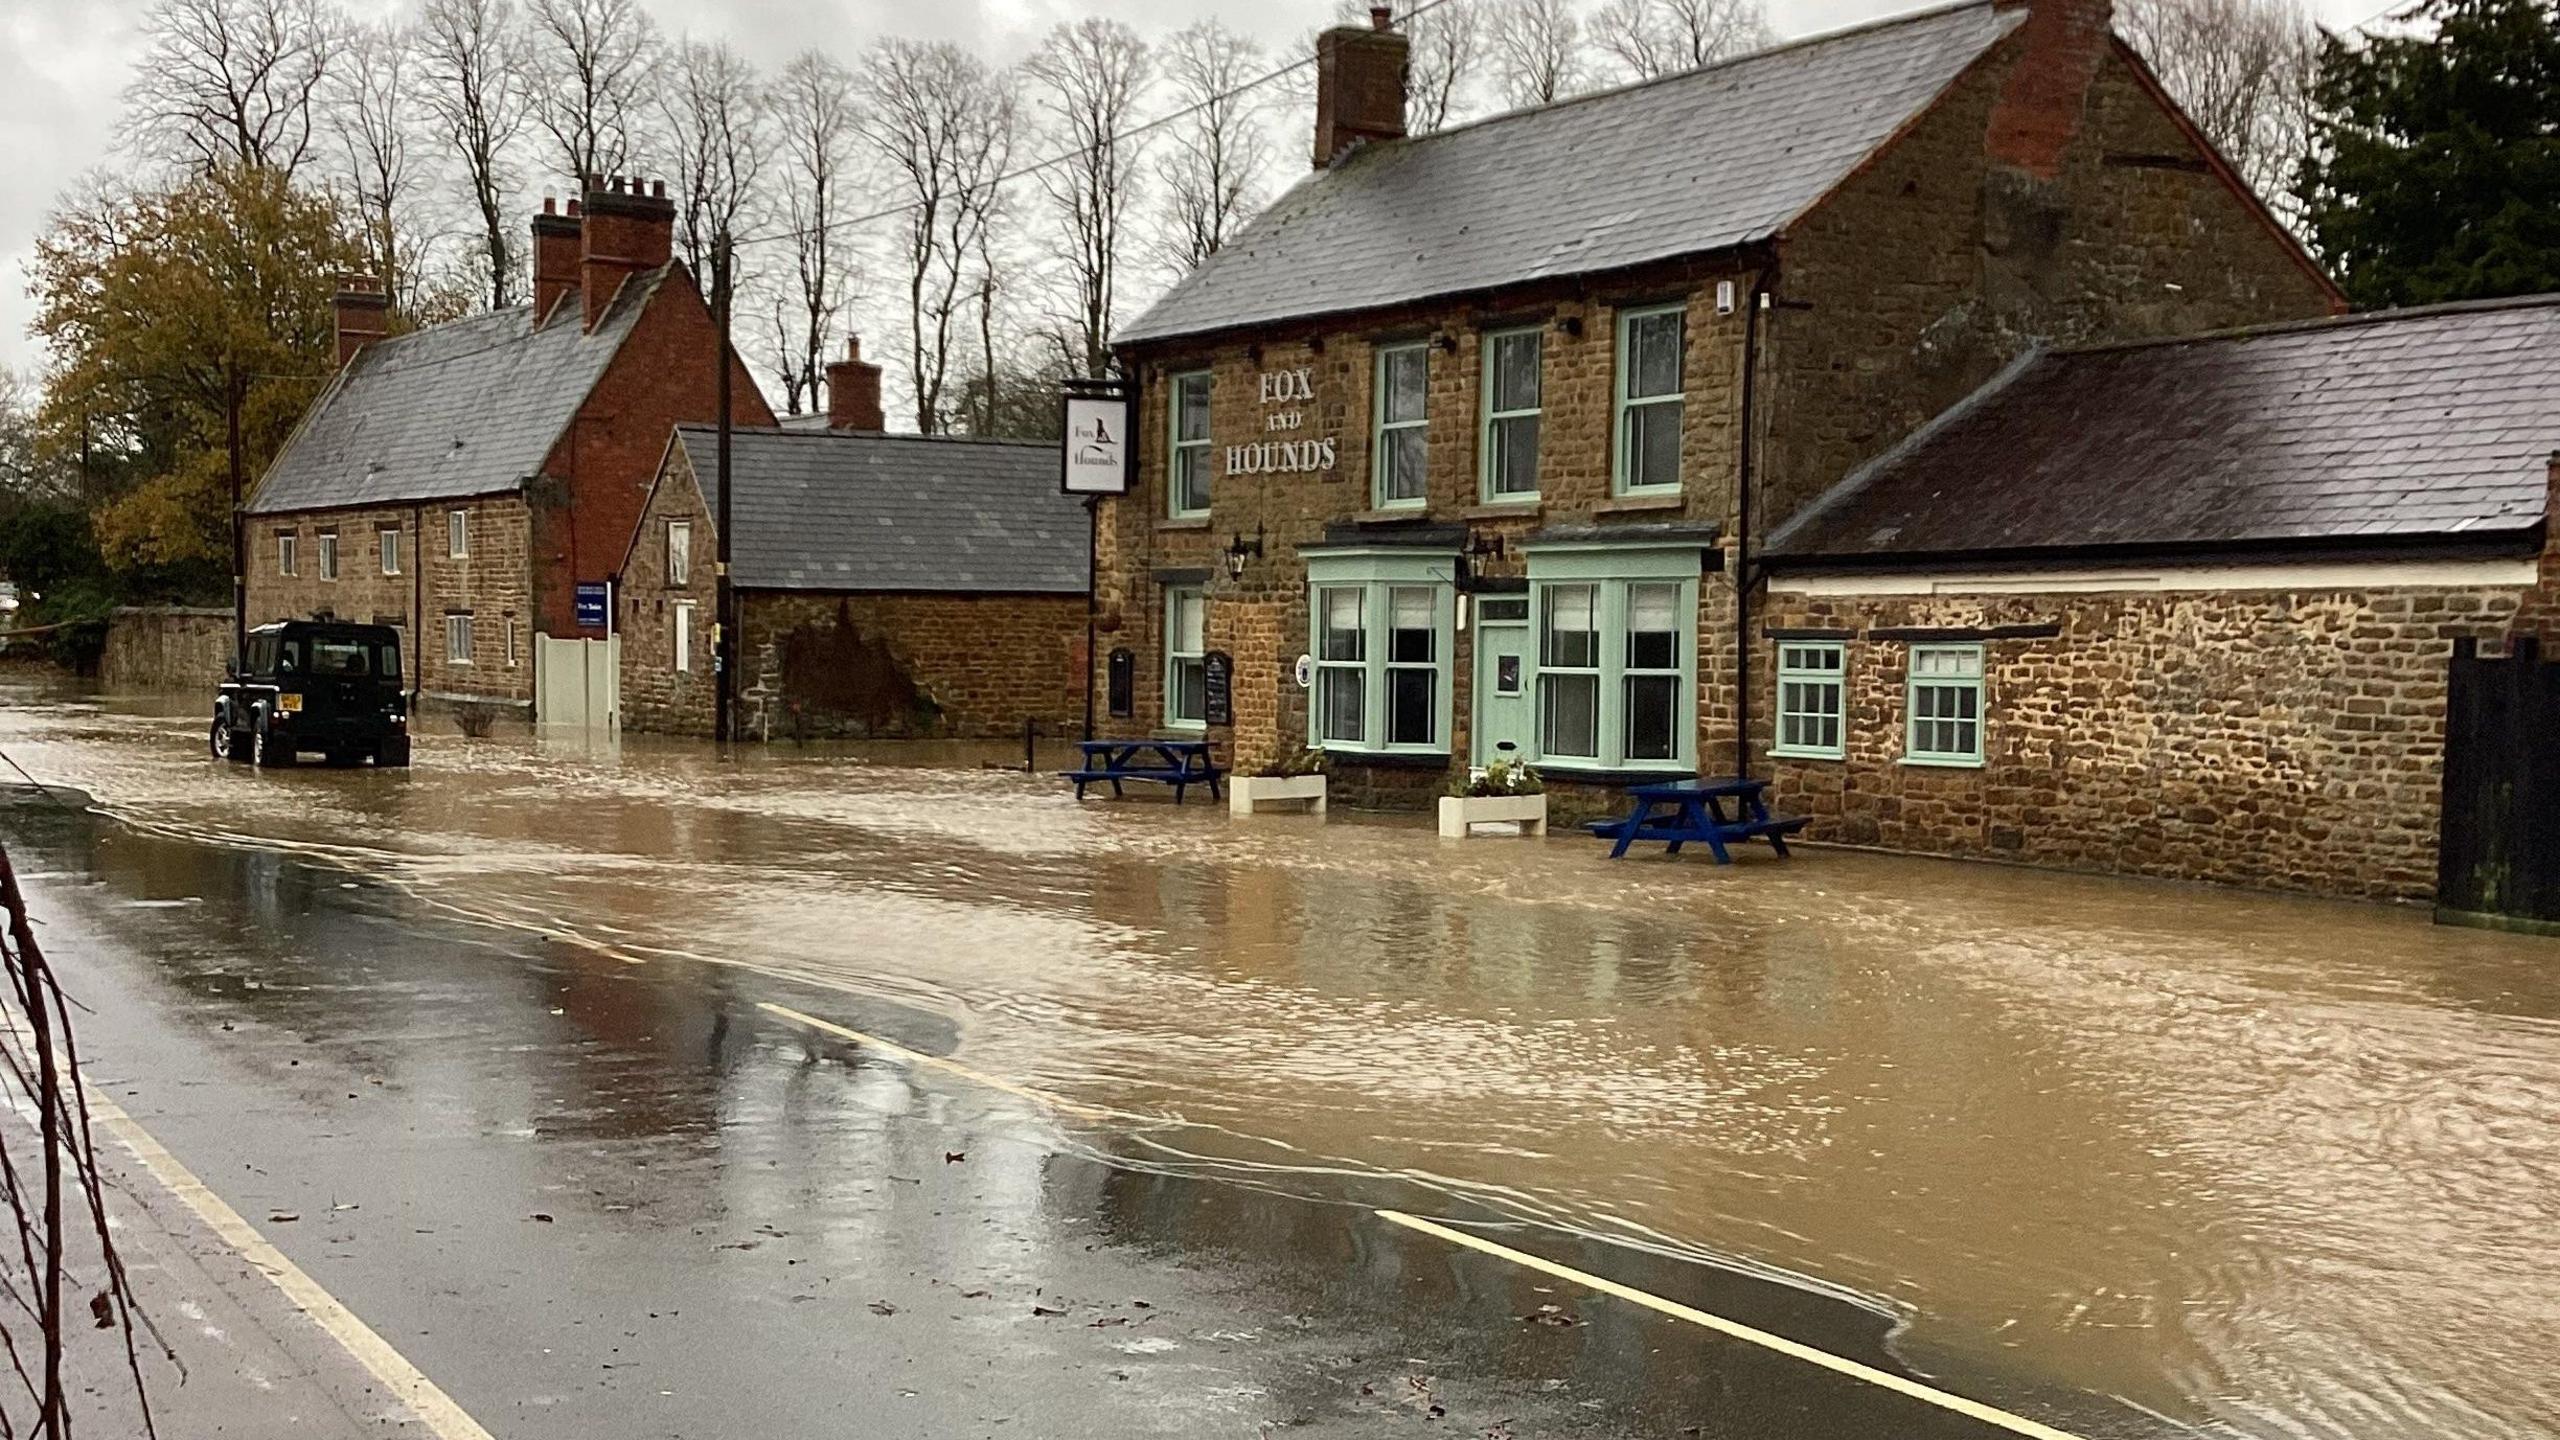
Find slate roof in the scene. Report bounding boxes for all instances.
[671,427,1088,594]
[245,270,664,515]
[1764,296,2560,564]
[1116,0,2023,347]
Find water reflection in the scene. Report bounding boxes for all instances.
[7,680,2560,1439]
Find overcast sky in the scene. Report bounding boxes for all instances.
[0,0,2383,378]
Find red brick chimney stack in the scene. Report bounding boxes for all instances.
[1313,6,1409,170]
[331,274,390,369]
[826,336,886,432]
[531,196,583,325]
[579,175,675,333]
[1984,0,2115,178]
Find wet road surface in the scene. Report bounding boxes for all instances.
[4,679,2558,1438]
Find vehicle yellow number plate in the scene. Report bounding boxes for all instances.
[277,693,303,712]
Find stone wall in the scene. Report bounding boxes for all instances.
[243,494,537,706]
[99,607,232,691]
[1754,575,2529,899]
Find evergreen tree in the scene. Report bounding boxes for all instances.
[2295,0,2560,307]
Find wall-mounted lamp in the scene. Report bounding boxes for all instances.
[1246,343,1264,365]
[1223,524,1266,580]
[1432,331,1459,354]
[1468,532,1506,564]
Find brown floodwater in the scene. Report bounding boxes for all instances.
[5,678,2557,1440]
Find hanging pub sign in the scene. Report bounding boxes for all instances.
[1203,650,1234,726]
[1060,383,1134,495]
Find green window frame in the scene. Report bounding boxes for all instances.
[1164,585,1207,731]
[1520,543,1699,772]
[1168,370,1212,518]
[1479,327,1541,502]
[1372,343,1429,509]
[1304,549,1456,756]
[1612,303,1685,495]
[1773,641,1847,760]
[1904,643,1984,766]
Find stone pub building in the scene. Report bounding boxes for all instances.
[1098,0,2338,817]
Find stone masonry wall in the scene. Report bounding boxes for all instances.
[1754,580,2527,899]
[99,607,233,691]
[244,494,536,706]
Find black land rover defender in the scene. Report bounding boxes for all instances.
[211,621,412,768]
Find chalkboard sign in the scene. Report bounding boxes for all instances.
[1203,650,1233,727]
[1106,648,1135,718]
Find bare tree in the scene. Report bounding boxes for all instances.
[1024,19,1150,379]
[522,0,654,188]
[654,39,768,276]
[1590,0,1770,80]
[419,0,530,310]
[120,0,342,179]
[858,40,1015,434]
[1153,20,1270,272]
[325,21,435,314]
[766,51,857,416]
[1486,0,1589,108]
[2119,0,2322,227]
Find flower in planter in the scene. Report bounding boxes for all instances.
[1256,747,1332,780]
[1453,755,1542,798]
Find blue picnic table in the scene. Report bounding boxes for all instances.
[1585,777,1809,863]
[1064,738,1224,803]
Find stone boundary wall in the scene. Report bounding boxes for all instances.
[99,607,233,692]
[1756,578,2530,900]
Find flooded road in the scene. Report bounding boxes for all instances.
[5,678,2558,1439]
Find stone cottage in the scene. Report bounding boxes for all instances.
[242,177,772,714]
[619,346,1089,740]
[1758,297,2560,898]
[1097,0,2339,814]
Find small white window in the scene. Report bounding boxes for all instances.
[1614,304,1685,494]
[1775,641,1847,759]
[276,531,298,577]
[1168,372,1212,518]
[445,612,474,666]
[448,509,470,559]
[1372,343,1429,508]
[1164,586,1207,729]
[667,521,692,586]
[672,600,695,674]
[379,527,402,576]
[505,616,518,668]
[317,532,340,581]
[1906,644,1984,766]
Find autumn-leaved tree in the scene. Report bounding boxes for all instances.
[30,166,365,591]
[2295,0,2560,306]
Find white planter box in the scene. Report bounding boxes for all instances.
[1230,774,1329,816]
[1438,793,1548,838]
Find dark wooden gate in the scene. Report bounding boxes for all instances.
[2437,635,2560,931]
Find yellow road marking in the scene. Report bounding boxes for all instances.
[85,1084,498,1440]
[1375,1209,2088,1440]
[755,1002,1119,1122]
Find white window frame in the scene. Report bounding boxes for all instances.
[1520,545,1700,773]
[1371,342,1429,510]
[317,531,340,581]
[444,612,474,666]
[667,520,692,587]
[1537,583,1604,763]
[1620,581,1685,764]
[1479,326,1542,503]
[379,526,402,576]
[1304,553,1458,756]
[1773,641,1848,760]
[1904,643,1985,767]
[276,531,298,577]
[1613,303,1686,495]
[448,509,470,559]
[1163,585,1207,731]
[672,600,694,674]
[1313,585,1367,747]
[1168,370,1212,519]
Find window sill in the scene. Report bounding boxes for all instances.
[1595,493,1686,515]
[1353,507,1432,525]
[1899,755,1985,770]
[1463,500,1540,520]
[1158,515,1211,531]
[1770,748,1845,763]
[1163,720,1209,734]
[1319,748,1452,770]
[1530,763,1695,787]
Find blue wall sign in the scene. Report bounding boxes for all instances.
[574,582,610,630]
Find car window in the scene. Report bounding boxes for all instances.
[310,640,374,677]
[278,640,301,673]
[377,643,402,677]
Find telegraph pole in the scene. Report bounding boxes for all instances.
[227,369,246,661]
[712,231,735,747]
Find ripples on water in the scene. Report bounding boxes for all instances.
[7,684,2559,1440]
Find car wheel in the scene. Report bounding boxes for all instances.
[252,718,294,768]
[209,716,234,761]
[375,738,411,769]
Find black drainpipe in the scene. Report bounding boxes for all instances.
[1733,266,1774,781]
[411,502,425,710]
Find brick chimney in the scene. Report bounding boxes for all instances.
[1984,0,2115,179]
[579,175,674,333]
[531,196,583,325]
[332,275,390,369]
[1313,6,1408,170]
[826,336,885,432]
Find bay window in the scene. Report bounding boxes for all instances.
[1304,550,1455,755]
[1523,544,1700,771]
[1538,585,1601,761]
[1316,587,1366,744]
